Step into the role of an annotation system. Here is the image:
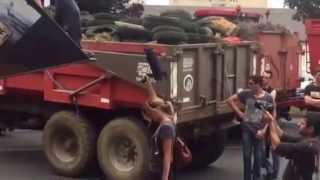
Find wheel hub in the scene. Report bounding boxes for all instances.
[110,137,138,172]
[52,128,79,163]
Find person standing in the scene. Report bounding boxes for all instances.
[54,0,81,46]
[227,75,274,180]
[304,68,320,111]
[304,68,320,142]
[262,71,277,101]
[262,71,280,180]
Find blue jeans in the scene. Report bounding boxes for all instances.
[242,127,263,180]
[263,147,280,179]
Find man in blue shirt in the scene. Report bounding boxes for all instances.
[227,75,274,180]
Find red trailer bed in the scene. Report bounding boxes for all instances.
[0,41,171,110]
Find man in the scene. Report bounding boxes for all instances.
[54,0,81,46]
[304,68,320,142]
[262,71,280,180]
[267,112,320,180]
[262,71,277,100]
[227,75,274,180]
[305,68,320,110]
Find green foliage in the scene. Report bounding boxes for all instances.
[75,0,144,17]
[284,0,320,20]
[125,3,144,18]
[76,0,129,14]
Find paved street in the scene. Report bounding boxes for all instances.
[0,129,292,180]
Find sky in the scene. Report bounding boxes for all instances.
[268,0,284,8]
[145,0,285,8]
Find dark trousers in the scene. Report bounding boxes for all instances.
[242,128,263,180]
[263,149,280,179]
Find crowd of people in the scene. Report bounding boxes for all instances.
[142,68,320,180]
[137,68,320,180]
[226,69,320,180]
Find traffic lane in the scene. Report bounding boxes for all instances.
[0,130,245,180]
[0,144,287,180]
[181,119,297,180]
[0,129,293,180]
[177,147,242,180]
[177,146,288,180]
[0,130,102,180]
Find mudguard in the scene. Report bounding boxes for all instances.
[0,0,88,77]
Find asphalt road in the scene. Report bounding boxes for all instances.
[0,127,295,180]
[0,130,290,180]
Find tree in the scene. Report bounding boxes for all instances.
[125,3,144,18]
[76,0,129,14]
[284,0,320,21]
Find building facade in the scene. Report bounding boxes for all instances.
[130,0,145,4]
[169,0,268,8]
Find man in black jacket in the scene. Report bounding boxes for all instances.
[54,0,81,46]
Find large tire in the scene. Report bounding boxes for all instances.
[115,21,152,41]
[153,30,188,45]
[97,117,150,180]
[160,9,193,20]
[199,26,214,37]
[85,25,118,37]
[187,33,211,44]
[188,131,226,168]
[119,17,144,26]
[143,16,199,33]
[151,25,185,34]
[43,111,96,177]
[81,19,115,28]
[93,13,120,21]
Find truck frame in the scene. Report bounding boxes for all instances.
[0,40,253,179]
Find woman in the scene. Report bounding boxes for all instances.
[142,77,176,180]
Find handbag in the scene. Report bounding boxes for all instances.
[174,137,192,169]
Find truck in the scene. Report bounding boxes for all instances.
[0,3,255,179]
[277,18,320,110]
[194,7,304,121]
[0,41,254,180]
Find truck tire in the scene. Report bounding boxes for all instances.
[188,131,226,168]
[160,9,193,20]
[151,25,185,34]
[85,25,118,37]
[93,13,120,21]
[187,33,210,44]
[81,19,115,28]
[153,30,188,45]
[120,17,144,26]
[143,16,199,33]
[116,22,152,41]
[43,111,96,177]
[97,117,150,180]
